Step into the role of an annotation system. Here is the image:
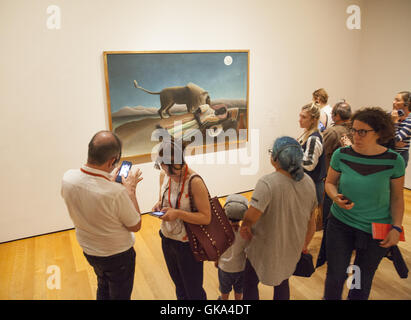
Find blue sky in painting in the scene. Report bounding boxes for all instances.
[106,52,248,113]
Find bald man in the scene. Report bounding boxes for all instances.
[61,130,143,300]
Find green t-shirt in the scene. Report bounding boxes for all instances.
[330,146,405,234]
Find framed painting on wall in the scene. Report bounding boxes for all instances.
[103,50,249,163]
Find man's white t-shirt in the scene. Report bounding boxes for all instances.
[61,165,140,257]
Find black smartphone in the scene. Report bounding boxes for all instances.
[115,161,132,183]
[149,211,165,218]
[398,109,405,117]
[341,195,352,204]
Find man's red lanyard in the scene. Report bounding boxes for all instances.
[80,168,110,181]
[168,166,188,209]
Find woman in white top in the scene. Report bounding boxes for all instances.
[152,137,211,300]
[313,88,333,132]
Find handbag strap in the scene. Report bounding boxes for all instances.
[187,174,211,211]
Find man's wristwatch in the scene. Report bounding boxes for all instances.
[391,225,402,233]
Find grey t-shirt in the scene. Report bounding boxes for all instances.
[246,172,317,286]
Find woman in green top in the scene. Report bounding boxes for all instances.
[324,107,405,300]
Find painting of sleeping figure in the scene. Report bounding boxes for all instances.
[104,51,249,162]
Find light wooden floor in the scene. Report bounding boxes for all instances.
[1,191,410,300]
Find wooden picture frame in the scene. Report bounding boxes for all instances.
[103,50,249,164]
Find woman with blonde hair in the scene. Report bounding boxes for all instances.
[298,103,327,209]
[313,88,333,132]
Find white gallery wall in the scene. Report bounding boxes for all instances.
[355,0,411,187]
[1,0,409,243]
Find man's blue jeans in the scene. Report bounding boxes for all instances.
[324,215,389,300]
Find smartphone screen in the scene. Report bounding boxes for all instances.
[341,195,352,204]
[149,211,165,218]
[115,161,132,183]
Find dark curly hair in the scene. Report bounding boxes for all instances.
[351,107,394,145]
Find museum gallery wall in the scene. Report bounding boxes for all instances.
[1,0,410,242]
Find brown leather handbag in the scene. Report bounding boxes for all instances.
[184,175,235,262]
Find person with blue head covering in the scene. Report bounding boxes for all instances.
[271,136,305,181]
[240,136,318,300]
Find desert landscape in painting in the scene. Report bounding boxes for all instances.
[113,99,247,158]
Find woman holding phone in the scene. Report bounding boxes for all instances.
[391,91,411,166]
[151,137,211,300]
[324,107,405,300]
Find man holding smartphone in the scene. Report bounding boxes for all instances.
[61,130,143,300]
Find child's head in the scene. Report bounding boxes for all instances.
[223,194,249,224]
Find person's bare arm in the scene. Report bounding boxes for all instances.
[380,176,404,248]
[122,168,143,212]
[152,171,165,212]
[121,168,143,232]
[239,206,263,240]
[320,111,328,129]
[126,220,142,232]
[161,177,211,225]
[325,167,354,210]
[302,208,316,252]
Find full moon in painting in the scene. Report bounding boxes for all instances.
[224,55,233,66]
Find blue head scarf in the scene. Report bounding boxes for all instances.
[271,136,304,181]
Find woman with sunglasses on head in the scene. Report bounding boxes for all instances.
[324,107,405,300]
[151,137,211,300]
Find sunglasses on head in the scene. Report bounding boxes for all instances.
[154,161,184,173]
